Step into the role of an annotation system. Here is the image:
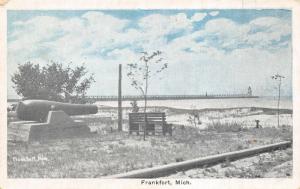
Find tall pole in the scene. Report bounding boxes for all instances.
[277,77,281,127]
[272,73,284,128]
[118,64,122,131]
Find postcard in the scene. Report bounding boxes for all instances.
[1,0,300,189]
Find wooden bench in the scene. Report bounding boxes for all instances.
[129,112,172,136]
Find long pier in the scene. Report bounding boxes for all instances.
[86,94,258,101]
[7,94,259,103]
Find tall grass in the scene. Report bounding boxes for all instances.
[7,107,293,178]
[206,121,246,132]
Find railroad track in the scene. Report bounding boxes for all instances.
[105,141,291,178]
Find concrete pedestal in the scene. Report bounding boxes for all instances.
[8,110,92,142]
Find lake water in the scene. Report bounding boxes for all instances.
[95,97,292,110]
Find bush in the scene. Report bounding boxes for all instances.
[130,100,139,113]
[206,121,244,132]
[11,61,95,103]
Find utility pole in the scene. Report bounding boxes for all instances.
[118,64,122,131]
[272,73,285,127]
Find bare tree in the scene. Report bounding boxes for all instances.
[127,50,168,140]
[271,73,285,127]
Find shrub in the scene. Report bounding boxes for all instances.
[175,157,184,162]
[206,121,244,132]
[130,100,139,113]
[11,61,95,103]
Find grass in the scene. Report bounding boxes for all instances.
[7,123,292,178]
[7,106,293,178]
[206,121,246,132]
[179,148,293,178]
[223,148,293,178]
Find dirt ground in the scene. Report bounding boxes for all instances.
[165,148,292,178]
[7,106,293,178]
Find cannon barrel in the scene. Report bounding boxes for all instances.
[16,100,98,122]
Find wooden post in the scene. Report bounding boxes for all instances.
[118,64,122,131]
[255,120,260,128]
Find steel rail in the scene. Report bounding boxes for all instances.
[105,141,291,178]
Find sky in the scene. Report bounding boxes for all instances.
[7,9,292,98]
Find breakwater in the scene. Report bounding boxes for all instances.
[86,94,258,101]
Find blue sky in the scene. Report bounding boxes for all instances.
[7,9,292,98]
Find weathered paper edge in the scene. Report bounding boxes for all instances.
[0,0,300,189]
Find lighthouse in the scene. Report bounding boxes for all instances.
[248,86,252,96]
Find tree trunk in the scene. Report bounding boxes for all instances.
[143,64,149,141]
[143,94,147,141]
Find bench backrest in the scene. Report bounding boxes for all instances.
[129,112,166,124]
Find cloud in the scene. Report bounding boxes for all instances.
[247,17,291,48]
[209,11,219,16]
[138,13,193,39]
[7,11,292,98]
[193,17,291,51]
[191,12,207,22]
[82,11,128,32]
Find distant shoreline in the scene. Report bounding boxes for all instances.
[85,95,259,101]
[7,95,294,103]
[7,95,259,103]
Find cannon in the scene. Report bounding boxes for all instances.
[10,100,98,142]
[16,100,98,122]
